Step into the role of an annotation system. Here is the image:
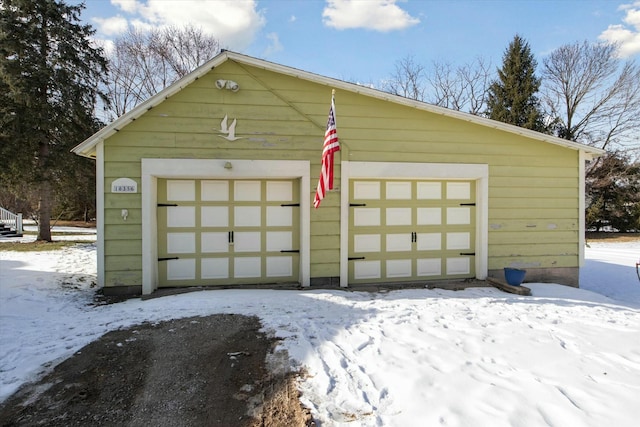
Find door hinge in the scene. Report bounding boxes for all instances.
[157,203,178,207]
[158,257,179,261]
[411,232,417,242]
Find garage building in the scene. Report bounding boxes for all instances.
[73,51,603,295]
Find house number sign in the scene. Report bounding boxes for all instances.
[111,178,137,193]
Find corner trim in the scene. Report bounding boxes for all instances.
[579,150,587,268]
[96,142,105,288]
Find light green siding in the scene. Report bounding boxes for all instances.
[101,59,581,289]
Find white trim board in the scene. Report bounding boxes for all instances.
[96,142,105,288]
[340,161,489,287]
[141,158,311,295]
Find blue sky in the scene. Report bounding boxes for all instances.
[75,0,640,85]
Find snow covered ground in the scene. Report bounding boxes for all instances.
[1,236,639,426]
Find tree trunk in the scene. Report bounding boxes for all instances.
[37,179,52,241]
[36,136,52,242]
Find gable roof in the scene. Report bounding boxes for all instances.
[73,50,604,159]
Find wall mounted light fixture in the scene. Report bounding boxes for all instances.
[215,79,240,92]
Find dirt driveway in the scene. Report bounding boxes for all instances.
[0,314,313,426]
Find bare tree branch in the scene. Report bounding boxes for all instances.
[104,25,220,120]
[426,57,493,115]
[542,41,640,152]
[382,55,427,101]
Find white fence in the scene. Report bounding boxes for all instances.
[0,207,23,235]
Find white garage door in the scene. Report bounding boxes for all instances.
[348,179,475,284]
[157,179,300,287]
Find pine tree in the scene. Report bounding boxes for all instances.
[486,35,544,131]
[586,153,640,232]
[0,0,107,241]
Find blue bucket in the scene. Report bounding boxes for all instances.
[504,268,526,286]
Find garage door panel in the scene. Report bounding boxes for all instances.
[387,259,412,277]
[386,207,411,225]
[350,179,475,284]
[446,207,471,225]
[201,258,229,279]
[446,257,471,275]
[201,180,228,201]
[234,257,261,278]
[158,178,299,287]
[266,206,292,227]
[354,208,380,226]
[354,234,380,252]
[201,206,228,227]
[266,231,292,252]
[354,260,381,280]
[235,232,261,252]
[234,181,261,201]
[167,206,195,228]
[167,259,196,280]
[447,182,471,199]
[267,256,293,277]
[417,182,442,199]
[167,180,195,201]
[354,181,380,199]
[167,232,196,254]
[446,232,471,250]
[234,206,261,227]
[417,258,442,276]
[386,234,412,252]
[417,208,441,225]
[266,181,292,201]
[201,232,228,253]
[386,181,411,199]
[417,233,441,251]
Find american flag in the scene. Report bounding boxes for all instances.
[314,94,340,208]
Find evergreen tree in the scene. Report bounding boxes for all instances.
[486,35,544,131]
[0,0,107,240]
[586,152,640,232]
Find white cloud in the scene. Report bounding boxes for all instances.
[111,0,140,14]
[93,15,128,36]
[599,1,640,57]
[100,0,265,51]
[263,32,283,57]
[322,0,420,32]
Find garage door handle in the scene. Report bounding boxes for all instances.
[350,203,366,207]
[280,249,300,253]
[460,203,476,206]
[348,257,366,261]
[280,203,300,207]
[158,257,179,261]
[157,203,178,207]
[459,252,476,256]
